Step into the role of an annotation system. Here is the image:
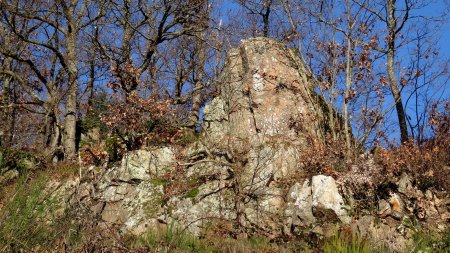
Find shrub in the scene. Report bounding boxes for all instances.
[0,147,38,174]
[374,102,449,191]
[298,137,355,177]
[100,94,174,150]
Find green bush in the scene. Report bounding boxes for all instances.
[0,148,37,174]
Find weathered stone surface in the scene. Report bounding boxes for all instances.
[102,202,129,224]
[312,175,351,224]
[168,181,234,236]
[378,199,391,215]
[286,180,315,227]
[77,147,171,235]
[46,177,79,218]
[174,38,334,234]
[112,147,174,181]
[351,215,414,253]
[203,37,330,146]
[398,172,413,194]
[71,39,349,236]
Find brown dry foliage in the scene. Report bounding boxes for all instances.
[298,137,354,177]
[375,102,450,191]
[100,94,174,140]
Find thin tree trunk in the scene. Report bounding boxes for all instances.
[343,0,353,151]
[262,0,272,37]
[387,0,408,143]
[262,11,270,37]
[149,53,158,97]
[87,58,95,110]
[174,44,186,117]
[327,2,337,141]
[187,33,206,129]
[2,58,14,147]
[343,37,352,150]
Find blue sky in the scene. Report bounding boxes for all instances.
[422,1,450,58]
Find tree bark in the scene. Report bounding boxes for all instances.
[63,5,79,159]
[188,33,206,129]
[343,36,352,150]
[387,0,408,143]
[343,0,354,150]
[262,4,271,37]
[1,57,14,147]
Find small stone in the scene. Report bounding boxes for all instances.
[103,186,125,202]
[115,147,175,181]
[78,184,91,200]
[378,199,391,215]
[90,202,105,215]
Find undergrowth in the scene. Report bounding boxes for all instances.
[409,229,450,253]
[323,232,385,253]
[129,223,303,253]
[0,173,58,252]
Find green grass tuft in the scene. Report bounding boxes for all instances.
[324,232,377,253]
[0,174,57,252]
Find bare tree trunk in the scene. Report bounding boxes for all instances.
[188,33,205,129]
[63,11,78,159]
[343,0,353,150]
[387,0,408,143]
[149,52,158,97]
[262,3,271,37]
[327,1,338,141]
[87,57,95,110]
[2,57,14,147]
[343,37,352,150]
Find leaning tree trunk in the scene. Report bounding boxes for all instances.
[387,0,408,143]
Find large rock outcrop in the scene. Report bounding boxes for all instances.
[181,37,348,233]
[66,38,350,237]
[44,38,449,253]
[203,37,330,145]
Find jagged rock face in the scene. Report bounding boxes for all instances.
[184,38,341,233]
[45,38,449,253]
[204,37,328,145]
[74,38,348,236]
